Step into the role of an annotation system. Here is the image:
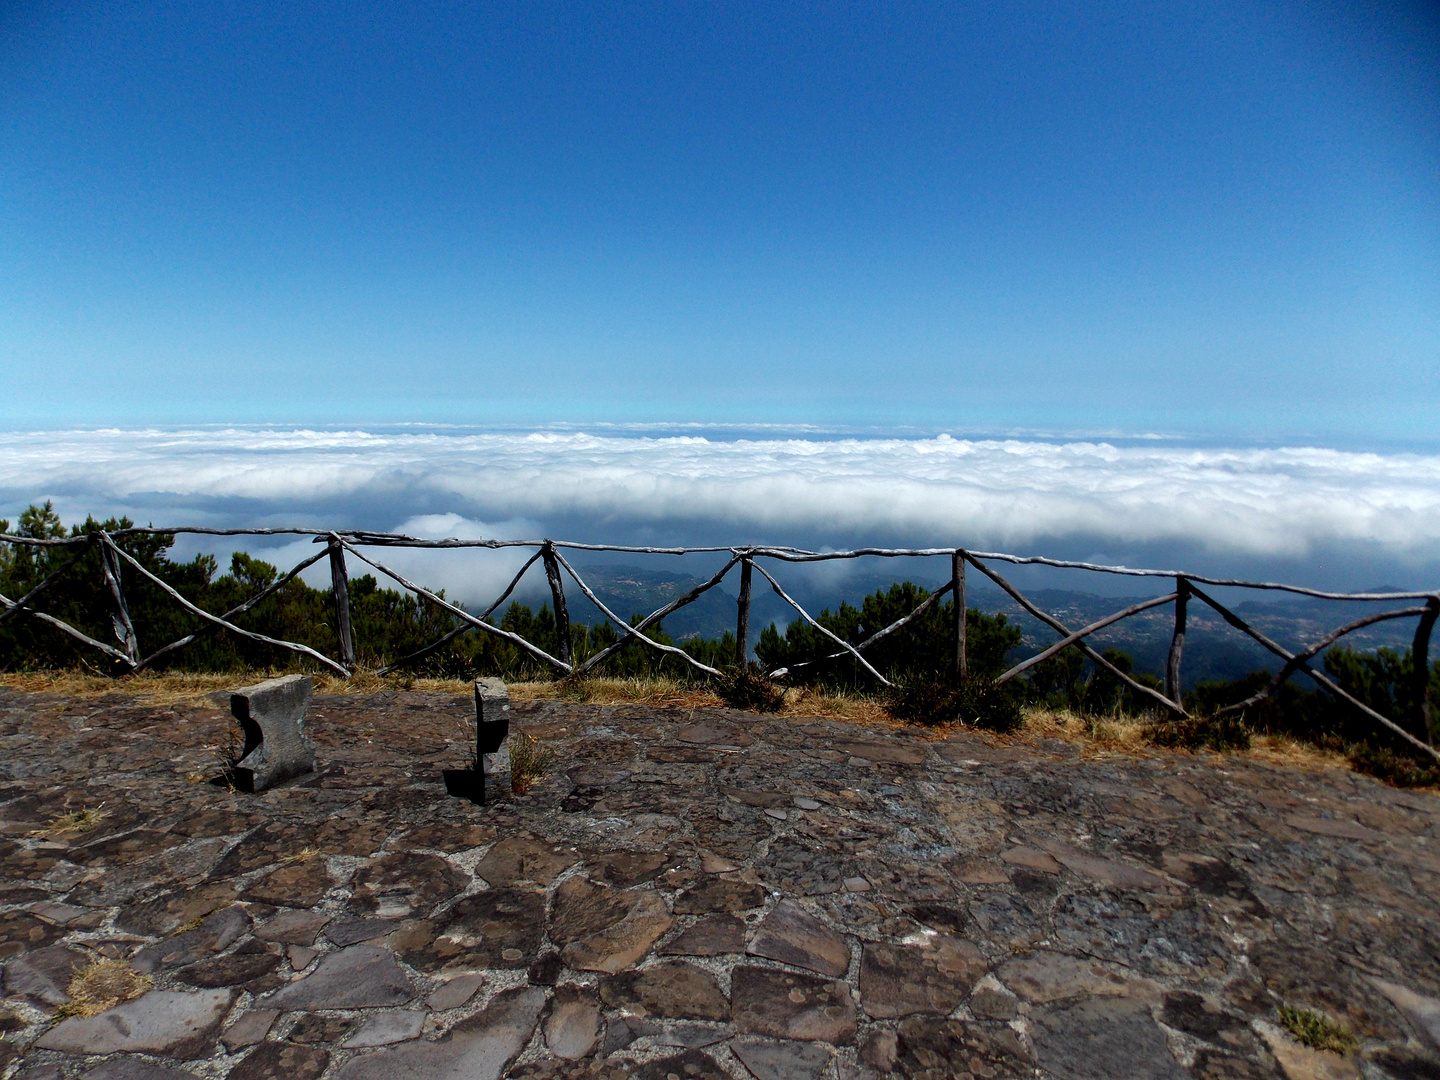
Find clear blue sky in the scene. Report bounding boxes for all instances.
[2,1,1436,441]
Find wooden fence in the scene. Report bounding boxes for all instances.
[2,527,1437,760]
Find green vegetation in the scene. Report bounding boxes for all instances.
[1278,1005,1357,1054]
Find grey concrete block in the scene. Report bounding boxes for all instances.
[230,674,315,791]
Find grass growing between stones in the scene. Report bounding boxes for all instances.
[30,805,109,838]
[56,959,152,1019]
[1278,1005,1357,1054]
[509,733,553,795]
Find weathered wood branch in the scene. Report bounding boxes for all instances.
[0,589,134,664]
[1165,578,1189,705]
[953,551,967,686]
[1187,584,1440,761]
[772,577,955,678]
[1213,605,1431,719]
[339,541,571,675]
[136,547,332,671]
[575,555,741,676]
[549,549,722,678]
[735,556,753,668]
[0,539,95,628]
[966,555,1186,717]
[749,561,891,687]
[541,543,572,668]
[1414,599,1438,744]
[97,534,140,665]
[375,549,544,676]
[105,543,349,677]
[995,592,1178,686]
[327,536,355,671]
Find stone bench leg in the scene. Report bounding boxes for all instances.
[230,675,316,792]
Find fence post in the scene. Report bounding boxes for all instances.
[1166,577,1189,706]
[953,550,967,686]
[1414,598,1438,744]
[541,542,572,669]
[327,538,355,671]
[98,536,139,667]
[735,556,753,668]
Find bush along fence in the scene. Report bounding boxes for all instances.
[1,525,1437,761]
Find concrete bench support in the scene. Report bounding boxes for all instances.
[230,674,316,792]
[444,678,509,805]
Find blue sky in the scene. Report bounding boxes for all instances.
[3,1,1436,440]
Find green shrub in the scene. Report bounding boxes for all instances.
[886,676,1023,733]
[1146,713,1251,753]
[1278,1005,1356,1054]
[1347,742,1440,789]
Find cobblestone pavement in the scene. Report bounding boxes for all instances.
[3,686,1440,1080]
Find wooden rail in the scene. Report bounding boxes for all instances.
[2,528,1436,758]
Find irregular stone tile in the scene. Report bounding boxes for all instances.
[394,822,496,852]
[350,852,469,918]
[529,950,564,986]
[221,1009,278,1051]
[601,961,728,1020]
[2,943,88,1007]
[830,740,925,765]
[658,914,746,957]
[263,945,414,1010]
[732,1037,831,1080]
[81,1060,202,1080]
[36,988,235,1058]
[342,1010,426,1047]
[117,881,240,937]
[176,940,283,993]
[677,724,751,746]
[475,836,578,887]
[761,838,848,897]
[673,878,767,914]
[1001,847,1062,874]
[79,829,188,865]
[859,937,987,1019]
[226,1042,329,1080]
[254,909,330,946]
[721,787,792,809]
[1284,816,1383,843]
[1031,997,1186,1080]
[169,806,261,839]
[337,985,547,1080]
[132,906,251,973]
[861,1028,899,1072]
[956,860,1010,885]
[854,858,954,903]
[638,1020,735,1048]
[287,1014,355,1044]
[894,1015,1033,1078]
[903,903,970,935]
[0,910,62,958]
[748,901,850,978]
[287,945,318,969]
[631,1049,728,1080]
[968,976,1018,1020]
[30,901,90,925]
[240,859,336,908]
[996,950,1160,1005]
[327,917,400,947]
[545,984,603,1059]
[1035,840,1176,892]
[550,877,673,974]
[428,973,485,1011]
[1372,978,1440,1052]
[398,887,546,973]
[585,851,679,888]
[700,852,739,874]
[730,965,857,1044]
[1160,991,1248,1043]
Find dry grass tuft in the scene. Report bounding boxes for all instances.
[56,959,152,1019]
[1278,1005,1357,1054]
[509,733,553,794]
[280,846,320,865]
[31,805,109,838]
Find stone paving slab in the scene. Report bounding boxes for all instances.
[2,686,1440,1079]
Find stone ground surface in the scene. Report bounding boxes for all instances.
[2,687,1440,1080]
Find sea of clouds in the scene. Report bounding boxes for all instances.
[3,427,1439,600]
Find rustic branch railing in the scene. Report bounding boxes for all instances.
[2,527,1437,759]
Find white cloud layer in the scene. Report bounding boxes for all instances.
[4,427,1440,565]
